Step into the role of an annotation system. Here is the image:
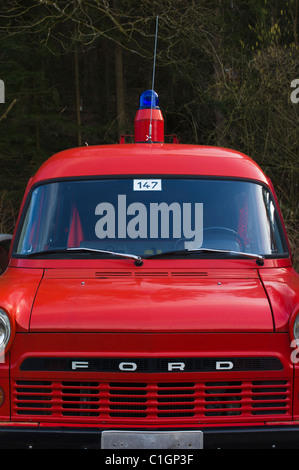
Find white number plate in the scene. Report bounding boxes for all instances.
[101,430,204,449]
[133,179,162,191]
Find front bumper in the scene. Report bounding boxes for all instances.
[1,425,299,449]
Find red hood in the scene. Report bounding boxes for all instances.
[29,268,274,332]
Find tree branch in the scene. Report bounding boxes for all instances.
[0,99,17,122]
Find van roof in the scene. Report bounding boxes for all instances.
[31,144,269,186]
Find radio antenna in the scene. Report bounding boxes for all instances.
[148,15,159,143]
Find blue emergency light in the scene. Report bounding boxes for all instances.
[139,90,160,109]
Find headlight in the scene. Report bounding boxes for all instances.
[0,309,11,351]
[290,308,299,345]
[294,313,299,341]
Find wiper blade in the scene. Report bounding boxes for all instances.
[24,247,142,262]
[145,248,265,264]
[67,247,141,261]
[188,248,265,262]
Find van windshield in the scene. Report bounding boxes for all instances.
[14,178,287,258]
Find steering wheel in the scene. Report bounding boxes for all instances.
[175,226,245,251]
[202,226,245,250]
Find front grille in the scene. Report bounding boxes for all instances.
[20,357,283,372]
[12,379,292,423]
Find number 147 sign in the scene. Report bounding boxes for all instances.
[133,179,162,191]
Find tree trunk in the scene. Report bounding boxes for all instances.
[114,43,126,139]
[74,49,82,147]
[213,2,226,148]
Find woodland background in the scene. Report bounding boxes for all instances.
[0,0,298,267]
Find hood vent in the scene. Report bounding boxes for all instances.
[94,272,132,278]
[135,272,168,278]
[44,268,257,281]
[171,272,208,277]
[94,271,208,279]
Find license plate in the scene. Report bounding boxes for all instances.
[101,431,203,449]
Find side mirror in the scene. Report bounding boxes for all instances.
[0,235,12,274]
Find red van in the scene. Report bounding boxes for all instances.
[0,90,298,449]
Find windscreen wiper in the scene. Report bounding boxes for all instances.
[23,247,143,264]
[145,248,265,265]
